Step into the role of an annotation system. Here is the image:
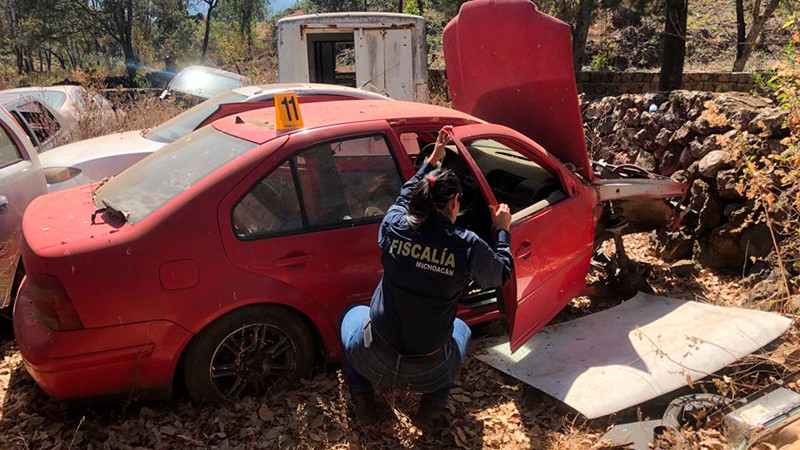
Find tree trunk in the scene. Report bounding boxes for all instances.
[572,0,596,71]
[416,0,423,13]
[658,0,688,91]
[397,0,403,13]
[735,0,746,61]
[122,41,138,80]
[15,48,22,74]
[201,2,217,64]
[732,0,780,71]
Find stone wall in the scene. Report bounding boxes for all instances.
[428,70,763,99]
[582,91,792,277]
[577,72,762,98]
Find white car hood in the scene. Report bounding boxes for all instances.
[38,130,165,169]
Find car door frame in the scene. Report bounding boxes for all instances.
[445,123,597,352]
[217,119,415,314]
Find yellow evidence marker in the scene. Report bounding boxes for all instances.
[274,92,304,131]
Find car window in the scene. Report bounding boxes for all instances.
[38,91,67,110]
[18,102,60,144]
[295,135,402,228]
[0,124,22,167]
[464,138,565,215]
[233,134,403,239]
[9,111,38,148]
[145,90,247,144]
[94,125,257,224]
[232,161,303,238]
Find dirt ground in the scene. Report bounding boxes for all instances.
[0,234,795,449]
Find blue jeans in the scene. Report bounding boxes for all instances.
[340,305,471,403]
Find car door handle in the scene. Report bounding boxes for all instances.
[515,241,533,260]
[274,254,313,268]
[0,195,7,214]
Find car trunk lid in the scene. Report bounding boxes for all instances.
[443,0,592,180]
[22,183,131,253]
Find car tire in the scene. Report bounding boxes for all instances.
[182,305,315,405]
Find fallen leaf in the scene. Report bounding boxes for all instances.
[258,404,274,422]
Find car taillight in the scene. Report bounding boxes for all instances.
[28,273,84,331]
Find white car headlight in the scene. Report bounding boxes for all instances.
[43,166,82,184]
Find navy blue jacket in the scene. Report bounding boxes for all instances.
[369,162,513,355]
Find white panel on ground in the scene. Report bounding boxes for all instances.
[474,292,791,419]
[383,29,414,100]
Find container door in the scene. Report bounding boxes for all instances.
[355,28,414,100]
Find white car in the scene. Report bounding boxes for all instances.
[1,85,116,134]
[40,83,391,191]
[0,104,46,308]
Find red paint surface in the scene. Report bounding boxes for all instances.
[444,0,593,180]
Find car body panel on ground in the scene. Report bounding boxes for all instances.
[40,84,391,192]
[0,106,46,308]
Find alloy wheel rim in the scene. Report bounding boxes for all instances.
[209,323,297,400]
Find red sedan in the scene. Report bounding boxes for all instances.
[15,98,683,403]
[15,1,687,403]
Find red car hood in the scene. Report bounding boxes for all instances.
[22,183,130,254]
[443,0,592,180]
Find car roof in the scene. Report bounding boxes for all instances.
[0,94,46,109]
[212,99,481,145]
[233,83,390,101]
[2,85,82,94]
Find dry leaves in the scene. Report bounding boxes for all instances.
[0,232,795,449]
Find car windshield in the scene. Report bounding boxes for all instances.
[145,90,247,143]
[168,69,245,99]
[94,125,257,224]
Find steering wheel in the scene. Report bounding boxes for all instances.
[414,141,444,170]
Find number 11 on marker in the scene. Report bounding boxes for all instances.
[275,92,304,131]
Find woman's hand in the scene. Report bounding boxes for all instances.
[490,204,512,231]
[425,126,452,166]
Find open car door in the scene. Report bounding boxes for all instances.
[446,125,596,352]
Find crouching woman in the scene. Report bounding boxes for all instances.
[340,127,513,430]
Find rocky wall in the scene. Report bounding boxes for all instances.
[582,91,792,277]
[427,70,764,100]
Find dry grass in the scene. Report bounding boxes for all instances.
[67,92,187,144]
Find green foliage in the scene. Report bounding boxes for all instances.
[735,13,800,302]
[403,0,421,15]
[591,37,617,71]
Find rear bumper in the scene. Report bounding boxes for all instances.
[13,278,192,400]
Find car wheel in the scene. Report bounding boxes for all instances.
[182,306,315,404]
